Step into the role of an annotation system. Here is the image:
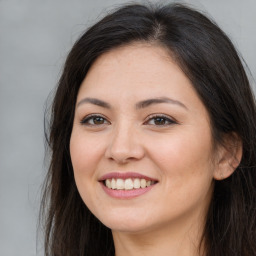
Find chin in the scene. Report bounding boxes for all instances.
[97,210,152,233]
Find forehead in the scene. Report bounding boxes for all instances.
[91,42,172,70]
[78,43,194,100]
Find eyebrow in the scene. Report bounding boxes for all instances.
[77,97,111,109]
[76,96,187,110]
[135,97,187,110]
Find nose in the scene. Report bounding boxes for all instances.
[104,122,145,164]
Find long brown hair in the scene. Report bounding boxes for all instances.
[41,3,256,255]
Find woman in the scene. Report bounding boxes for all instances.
[41,3,256,256]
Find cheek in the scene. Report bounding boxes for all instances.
[147,134,214,220]
[69,132,106,213]
[148,129,214,192]
[70,131,105,173]
[151,130,212,166]
[69,131,106,201]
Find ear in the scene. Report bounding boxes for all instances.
[213,132,243,180]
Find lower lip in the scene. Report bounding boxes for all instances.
[100,182,156,199]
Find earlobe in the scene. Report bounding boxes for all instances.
[213,133,243,180]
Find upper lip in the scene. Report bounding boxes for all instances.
[99,172,158,182]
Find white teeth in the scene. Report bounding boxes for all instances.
[105,178,155,190]
[133,178,140,189]
[111,178,116,189]
[124,178,133,190]
[116,179,124,189]
[140,179,146,188]
[106,179,111,188]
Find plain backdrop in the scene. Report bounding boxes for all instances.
[0,0,255,255]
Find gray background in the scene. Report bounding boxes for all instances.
[0,0,255,255]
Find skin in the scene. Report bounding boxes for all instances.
[70,43,238,256]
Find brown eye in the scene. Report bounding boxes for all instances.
[81,115,109,126]
[153,117,168,125]
[145,115,176,126]
[93,116,105,125]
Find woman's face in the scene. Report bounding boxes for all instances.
[70,43,218,234]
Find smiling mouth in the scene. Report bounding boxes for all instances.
[104,178,157,190]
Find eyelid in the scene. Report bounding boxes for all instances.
[80,114,110,125]
[143,113,178,126]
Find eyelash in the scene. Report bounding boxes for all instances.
[80,114,177,127]
[80,114,110,126]
[144,114,177,126]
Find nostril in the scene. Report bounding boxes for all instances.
[105,147,145,164]
[104,130,145,163]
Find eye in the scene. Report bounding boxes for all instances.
[144,114,176,126]
[80,115,110,126]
